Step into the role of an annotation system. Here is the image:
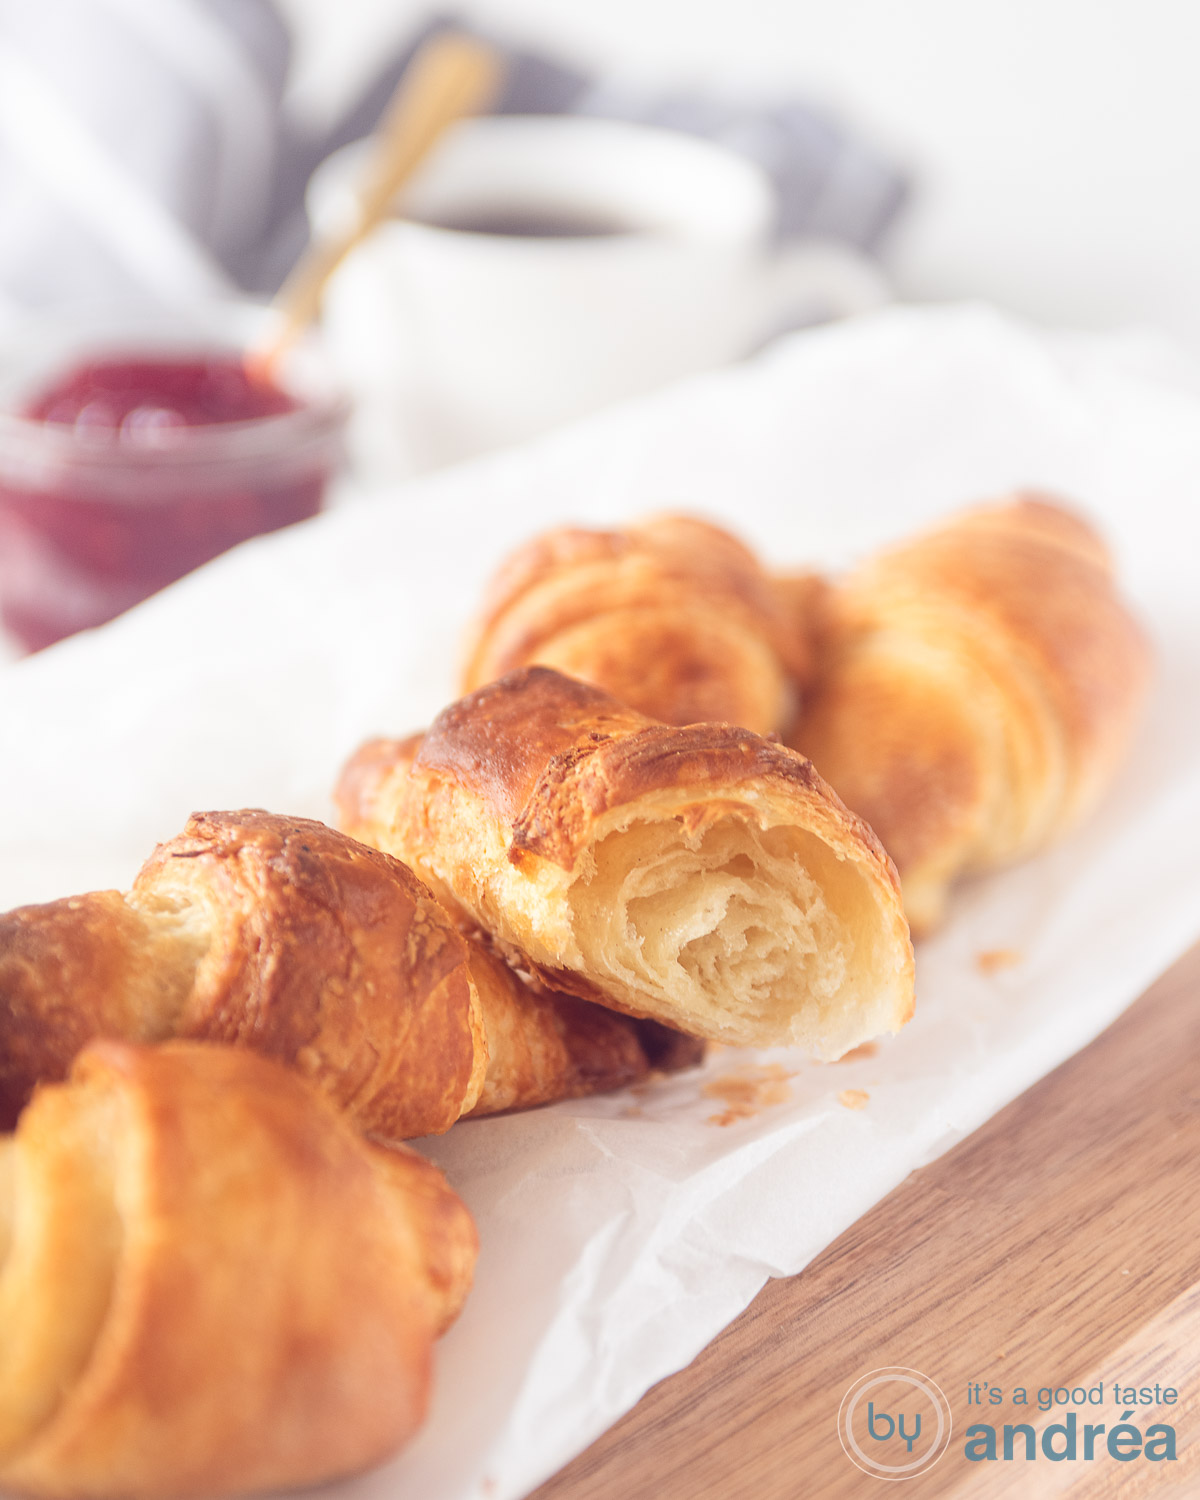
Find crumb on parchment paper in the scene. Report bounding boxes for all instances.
[629,1068,673,1096]
[703,1063,796,1126]
[838,1089,870,1111]
[976,947,1023,974]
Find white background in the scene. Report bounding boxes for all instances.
[279,0,1200,345]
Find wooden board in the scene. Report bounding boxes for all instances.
[531,943,1200,1499]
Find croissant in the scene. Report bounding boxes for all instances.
[790,495,1152,933]
[0,810,700,1136]
[460,514,818,734]
[0,1039,476,1499]
[335,666,914,1057]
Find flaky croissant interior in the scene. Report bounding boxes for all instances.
[568,807,893,1056]
[0,1079,121,1462]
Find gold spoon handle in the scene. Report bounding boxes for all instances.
[255,32,503,376]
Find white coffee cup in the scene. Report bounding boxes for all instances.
[307,116,888,477]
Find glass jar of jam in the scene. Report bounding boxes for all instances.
[0,304,347,653]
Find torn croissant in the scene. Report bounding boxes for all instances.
[336,666,914,1056]
[461,514,818,733]
[0,810,699,1136]
[0,1040,477,1500]
[790,495,1152,933]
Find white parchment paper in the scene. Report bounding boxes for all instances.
[2,305,1199,1500]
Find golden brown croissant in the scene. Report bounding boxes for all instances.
[335,666,914,1056]
[460,514,818,734]
[0,1039,476,1499]
[790,495,1152,934]
[0,810,700,1135]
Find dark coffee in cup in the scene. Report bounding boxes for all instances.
[408,205,635,239]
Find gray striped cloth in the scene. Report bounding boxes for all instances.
[0,2,910,318]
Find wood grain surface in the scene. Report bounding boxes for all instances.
[531,943,1200,1500]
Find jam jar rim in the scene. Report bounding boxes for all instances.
[0,299,349,499]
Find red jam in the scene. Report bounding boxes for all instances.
[23,356,299,430]
[0,355,337,653]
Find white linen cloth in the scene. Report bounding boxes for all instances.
[0,0,289,310]
[1,304,1198,1500]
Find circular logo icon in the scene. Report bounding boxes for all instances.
[838,1367,953,1480]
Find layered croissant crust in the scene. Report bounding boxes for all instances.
[336,667,914,1057]
[461,514,818,734]
[0,1041,477,1499]
[791,495,1151,933]
[0,810,696,1135]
